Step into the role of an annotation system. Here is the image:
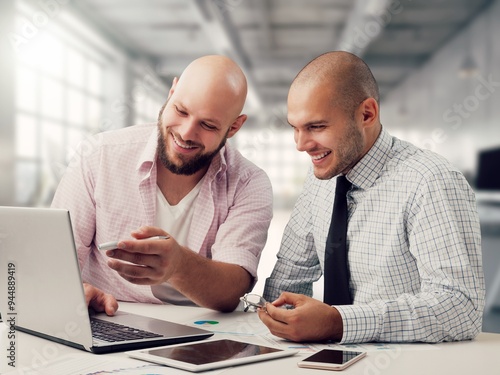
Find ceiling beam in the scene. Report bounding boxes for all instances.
[336,0,392,56]
[69,1,144,60]
[188,0,263,112]
[364,54,427,68]
[255,0,273,52]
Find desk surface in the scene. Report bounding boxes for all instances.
[7,302,500,375]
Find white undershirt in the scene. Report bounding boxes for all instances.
[151,180,203,306]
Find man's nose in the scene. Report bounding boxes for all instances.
[295,130,312,152]
[177,117,198,142]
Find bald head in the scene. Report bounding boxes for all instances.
[176,55,248,119]
[291,51,379,118]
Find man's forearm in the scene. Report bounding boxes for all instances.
[169,247,252,312]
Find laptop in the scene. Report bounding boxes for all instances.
[0,206,213,354]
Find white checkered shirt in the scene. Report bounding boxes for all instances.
[264,128,485,344]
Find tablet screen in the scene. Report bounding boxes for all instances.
[128,339,298,372]
[143,339,281,365]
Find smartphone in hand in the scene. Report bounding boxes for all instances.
[97,236,169,251]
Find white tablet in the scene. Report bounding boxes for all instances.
[127,338,298,372]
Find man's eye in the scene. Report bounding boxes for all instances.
[309,125,325,131]
[175,106,187,116]
[201,122,217,130]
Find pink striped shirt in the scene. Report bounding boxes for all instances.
[51,124,273,304]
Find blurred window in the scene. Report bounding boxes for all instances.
[234,126,309,208]
[14,0,106,205]
[133,75,165,125]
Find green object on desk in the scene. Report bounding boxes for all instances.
[194,320,219,325]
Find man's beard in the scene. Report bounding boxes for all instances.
[157,117,228,176]
[314,118,365,180]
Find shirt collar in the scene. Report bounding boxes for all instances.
[346,127,392,190]
[205,144,228,181]
[136,127,158,173]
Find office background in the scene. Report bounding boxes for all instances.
[1,0,499,331]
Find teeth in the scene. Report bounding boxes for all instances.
[173,134,196,149]
[311,151,330,160]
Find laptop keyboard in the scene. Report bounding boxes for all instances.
[91,318,162,343]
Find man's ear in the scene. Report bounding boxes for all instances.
[227,114,247,138]
[359,98,378,128]
[168,77,178,98]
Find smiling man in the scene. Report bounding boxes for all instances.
[258,51,484,344]
[51,55,273,313]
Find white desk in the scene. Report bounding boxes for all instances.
[7,302,500,375]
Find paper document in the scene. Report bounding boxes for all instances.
[4,353,225,375]
[185,311,269,336]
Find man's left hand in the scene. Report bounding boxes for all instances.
[257,292,343,342]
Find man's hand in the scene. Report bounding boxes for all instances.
[104,226,252,311]
[105,226,184,285]
[257,292,343,342]
[83,283,118,316]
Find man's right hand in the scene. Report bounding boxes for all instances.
[83,282,118,316]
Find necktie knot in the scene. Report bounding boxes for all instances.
[336,175,352,195]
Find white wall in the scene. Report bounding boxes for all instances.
[381,0,500,179]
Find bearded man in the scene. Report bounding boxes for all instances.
[51,55,273,314]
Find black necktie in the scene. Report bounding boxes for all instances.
[324,175,352,305]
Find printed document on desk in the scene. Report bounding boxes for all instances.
[182,311,438,355]
[184,310,269,336]
[260,334,440,355]
[4,353,225,375]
